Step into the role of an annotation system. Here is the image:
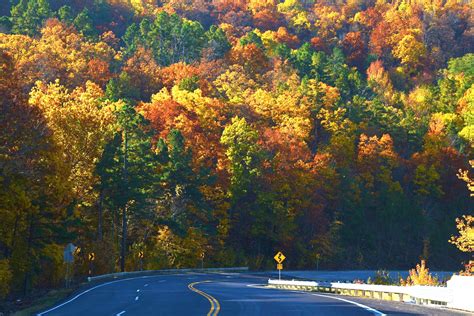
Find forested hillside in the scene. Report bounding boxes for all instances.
[0,0,473,298]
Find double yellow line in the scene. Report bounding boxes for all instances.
[188,281,221,316]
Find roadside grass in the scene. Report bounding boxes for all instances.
[5,287,76,316]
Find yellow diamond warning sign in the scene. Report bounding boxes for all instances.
[274,251,286,264]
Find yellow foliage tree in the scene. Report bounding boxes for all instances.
[313,5,345,42]
[248,86,311,140]
[171,85,225,134]
[154,226,208,269]
[277,0,311,32]
[458,86,474,147]
[450,215,474,253]
[0,19,115,90]
[392,31,426,73]
[29,80,117,205]
[457,160,474,196]
[213,65,258,105]
[449,161,474,259]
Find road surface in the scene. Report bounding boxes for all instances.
[37,272,466,316]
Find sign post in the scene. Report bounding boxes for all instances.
[138,251,144,271]
[315,253,321,271]
[273,251,286,280]
[88,252,95,276]
[63,243,76,288]
[200,252,205,269]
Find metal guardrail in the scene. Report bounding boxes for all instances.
[268,277,474,312]
[87,267,249,282]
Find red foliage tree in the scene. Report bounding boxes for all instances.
[341,31,367,70]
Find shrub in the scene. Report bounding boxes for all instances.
[401,260,439,286]
[460,260,474,276]
[369,270,393,285]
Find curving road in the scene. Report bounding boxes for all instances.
[37,273,465,316]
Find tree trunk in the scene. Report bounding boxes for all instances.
[97,189,103,241]
[120,129,128,272]
[121,204,127,272]
[6,213,20,258]
[23,213,34,296]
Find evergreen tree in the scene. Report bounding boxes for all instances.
[57,5,73,24]
[10,0,52,36]
[158,130,211,233]
[205,25,231,60]
[73,8,96,38]
[96,103,158,272]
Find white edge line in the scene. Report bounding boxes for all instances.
[38,274,189,315]
[307,292,386,316]
[254,284,385,315]
[37,275,152,315]
[116,311,126,316]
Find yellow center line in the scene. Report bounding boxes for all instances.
[188,281,221,316]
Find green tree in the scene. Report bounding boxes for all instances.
[123,12,206,66]
[122,23,140,56]
[57,5,73,24]
[106,72,141,102]
[221,117,264,198]
[73,8,96,38]
[205,25,231,60]
[240,31,264,49]
[157,130,211,233]
[221,117,274,265]
[10,0,53,36]
[96,103,158,272]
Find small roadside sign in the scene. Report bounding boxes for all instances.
[138,251,144,258]
[63,243,76,288]
[274,251,286,264]
[63,243,76,263]
[89,252,95,261]
[274,252,286,280]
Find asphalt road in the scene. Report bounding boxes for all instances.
[37,273,466,316]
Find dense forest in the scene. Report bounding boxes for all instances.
[0,0,473,298]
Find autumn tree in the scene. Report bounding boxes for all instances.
[0,19,115,91]
[221,117,278,267]
[450,215,474,253]
[449,161,473,259]
[0,52,71,295]
[341,31,367,70]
